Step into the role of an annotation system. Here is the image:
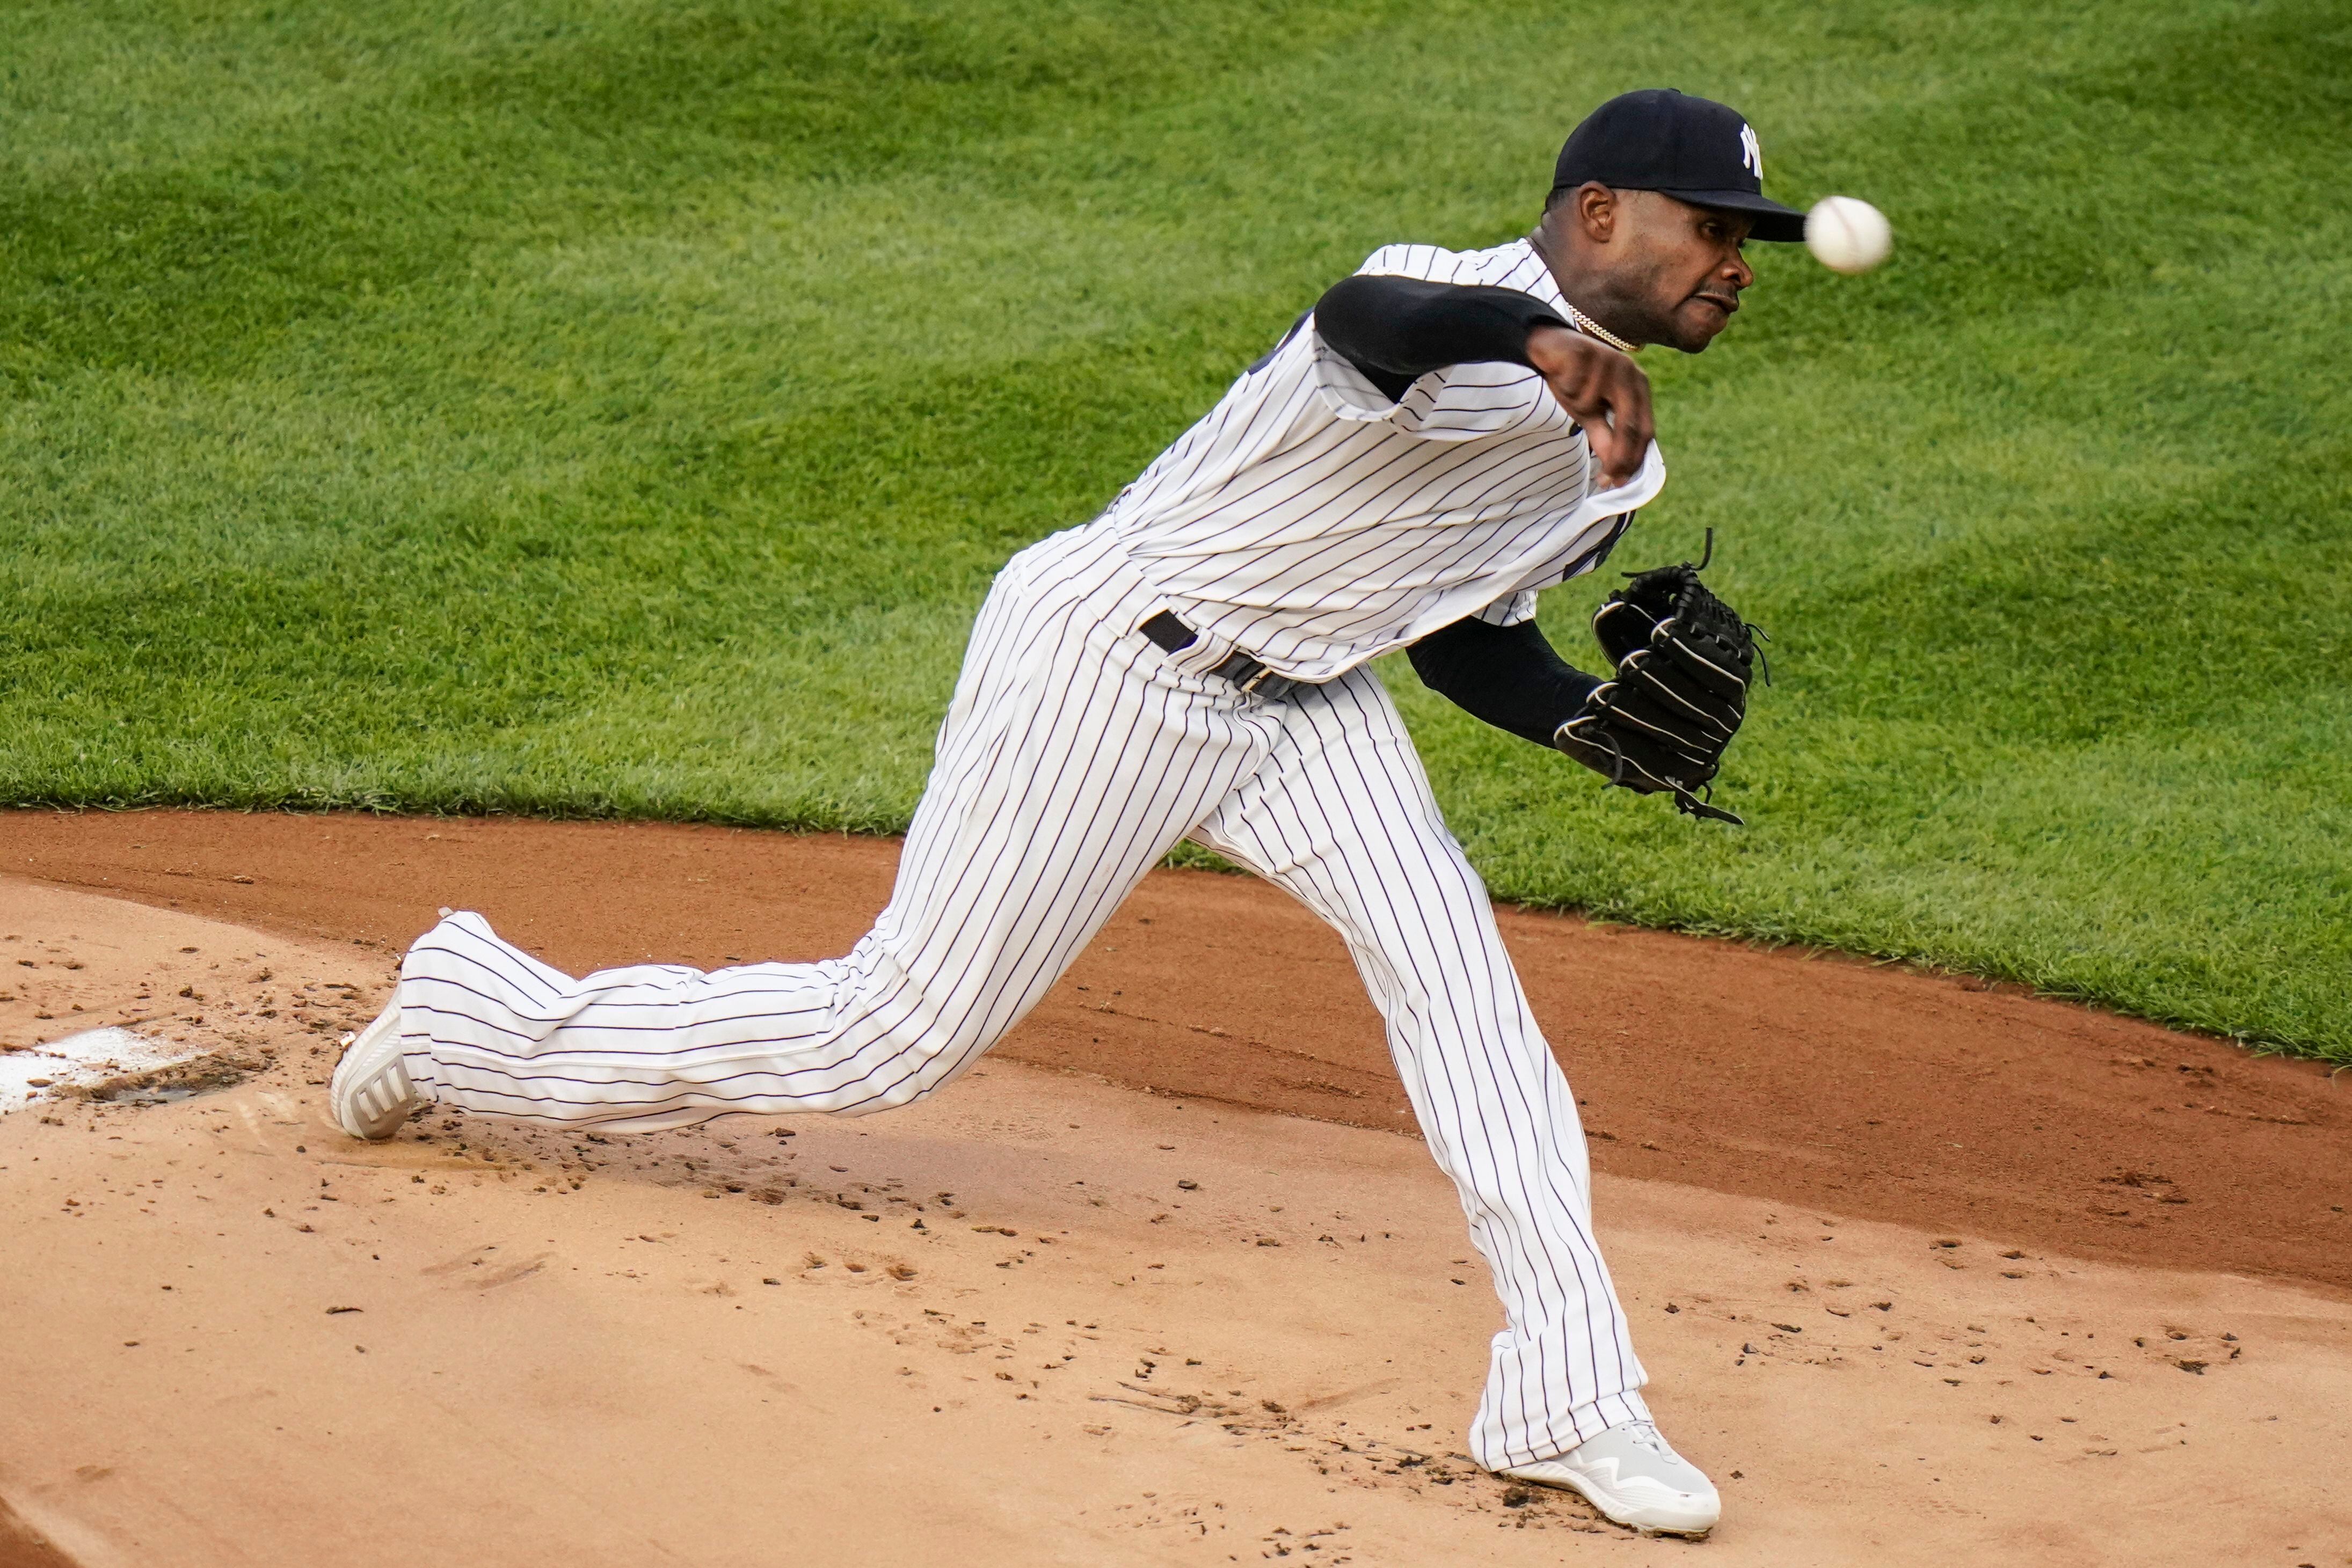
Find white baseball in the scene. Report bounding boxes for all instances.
[1804,195,1892,275]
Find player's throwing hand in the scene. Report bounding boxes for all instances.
[1524,325,1653,488]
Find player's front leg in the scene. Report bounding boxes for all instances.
[1190,665,1719,1537]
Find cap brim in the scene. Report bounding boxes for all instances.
[1655,188,1809,243]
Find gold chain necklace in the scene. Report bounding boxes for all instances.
[1559,299,1635,354]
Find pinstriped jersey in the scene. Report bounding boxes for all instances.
[1103,237,1666,682]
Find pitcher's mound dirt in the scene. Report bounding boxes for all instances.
[5,878,2350,1566]
[4,807,2346,1291]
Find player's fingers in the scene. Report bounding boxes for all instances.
[1583,399,1636,489]
[1593,360,1653,488]
[1582,412,1630,488]
[1610,360,1655,468]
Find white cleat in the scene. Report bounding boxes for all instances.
[330,1001,424,1140]
[1500,1419,1721,1538]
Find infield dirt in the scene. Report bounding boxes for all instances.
[2,810,2348,1565]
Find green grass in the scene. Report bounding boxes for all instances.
[5,0,2348,1061]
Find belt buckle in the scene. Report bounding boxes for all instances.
[1235,663,1296,701]
[1203,641,1295,701]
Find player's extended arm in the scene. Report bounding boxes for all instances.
[1314,275,1653,487]
[1314,275,1570,400]
[1406,615,1601,748]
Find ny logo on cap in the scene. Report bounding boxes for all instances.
[1738,123,1764,179]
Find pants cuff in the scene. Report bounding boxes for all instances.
[1486,1387,1654,1471]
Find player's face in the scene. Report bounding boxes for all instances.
[1616,193,1756,353]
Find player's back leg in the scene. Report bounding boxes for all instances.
[377,526,1278,1133]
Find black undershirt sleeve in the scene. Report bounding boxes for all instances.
[1313,275,1567,402]
[1407,616,1603,750]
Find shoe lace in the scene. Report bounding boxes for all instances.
[1615,1420,1672,1457]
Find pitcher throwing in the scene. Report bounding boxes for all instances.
[333,88,1804,1538]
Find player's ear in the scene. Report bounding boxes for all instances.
[1574,183,1618,244]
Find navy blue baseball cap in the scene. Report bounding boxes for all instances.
[1552,89,1807,242]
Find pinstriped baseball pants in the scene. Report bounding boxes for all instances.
[396,521,1650,1467]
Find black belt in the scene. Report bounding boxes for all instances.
[1139,610,1305,701]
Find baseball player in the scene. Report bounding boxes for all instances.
[334,88,1800,1537]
